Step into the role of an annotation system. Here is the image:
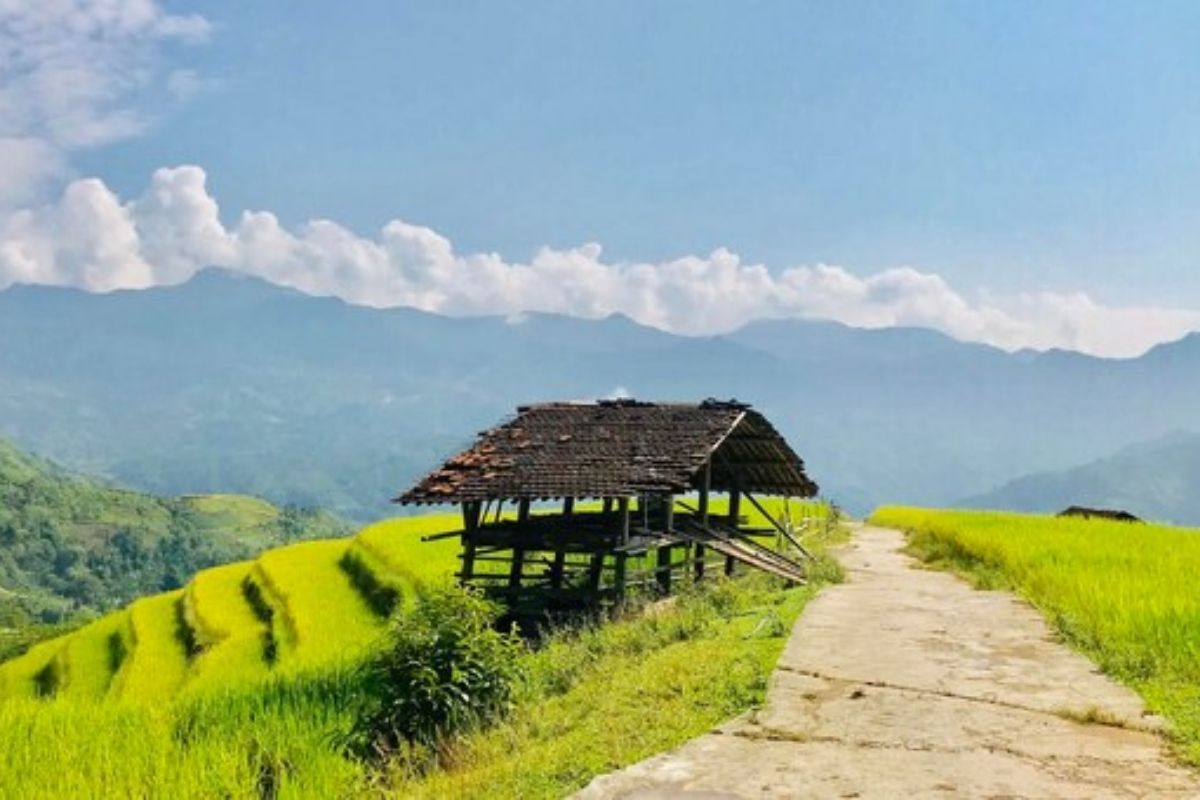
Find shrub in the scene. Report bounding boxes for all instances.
[350,587,523,764]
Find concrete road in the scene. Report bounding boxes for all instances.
[577,524,1198,799]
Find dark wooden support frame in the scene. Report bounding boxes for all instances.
[446,457,814,620]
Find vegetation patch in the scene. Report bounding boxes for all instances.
[871,506,1200,766]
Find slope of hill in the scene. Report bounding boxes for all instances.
[0,439,348,642]
[4,270,1200,518]
[0,497,819,701]
[963,431,1200,525]
[0,513,454,700]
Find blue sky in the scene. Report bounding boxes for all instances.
[83,1,1200,300]
[3,1,1200,356]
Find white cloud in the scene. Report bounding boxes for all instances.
[2,164,1199,359]
[0,0,209,206]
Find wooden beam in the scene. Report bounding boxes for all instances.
[744,492,813,559]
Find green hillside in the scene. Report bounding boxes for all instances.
[0,439,350,658]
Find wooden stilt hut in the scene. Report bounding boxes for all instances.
[395,399,818,618]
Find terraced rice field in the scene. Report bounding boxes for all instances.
[0,515,462,704]
[0,500,824,705]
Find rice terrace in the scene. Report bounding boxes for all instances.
[5,2,1200,797]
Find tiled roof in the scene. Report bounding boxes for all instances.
[397,399,817,504]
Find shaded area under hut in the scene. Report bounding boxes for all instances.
[396,399,819,619]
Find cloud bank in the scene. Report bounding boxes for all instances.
[2,165,1198,359]
[0,0,209,206]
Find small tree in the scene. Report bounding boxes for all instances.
[351,586,523,764]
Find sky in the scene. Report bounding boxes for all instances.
[2,1,1199,357]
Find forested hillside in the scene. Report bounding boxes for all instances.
[0,439,348,656]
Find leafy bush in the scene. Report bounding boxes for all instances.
[350,587,523,763]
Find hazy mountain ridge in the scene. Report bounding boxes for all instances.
[964,431,1200,525]
[3,269,1200,520]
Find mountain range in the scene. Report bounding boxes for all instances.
[3,269,1200,522]
[966,431,1200,524]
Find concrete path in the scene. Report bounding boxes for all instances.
[577,524,1198,799]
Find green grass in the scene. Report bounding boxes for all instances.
[870,506,1200,766]
[56,612,129,700]
[181,561,271,692]
[0,638,68,699]
[255,540,385,669]
[110,592,190,704]
[353,513,468,587]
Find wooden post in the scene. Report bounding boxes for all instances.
[614,552,628,602]
[695,456,711,579]
[619,497,630,545]
[725,488,741,576]
[460,501,481,585]
[508,499,531,599]
[551,498,572,590]
[656,544,672,593]
[587,552,605,596]
[664,493,675,533]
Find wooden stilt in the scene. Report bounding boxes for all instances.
[508,499,531,599]
[725,488,741,576]
[550,498,573,589]
[657,544,672,593]
[587,552,605,594]
[619,497,631,545]
[614,552,628,602]
[695,456,711,579]
[460,501,481,586]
